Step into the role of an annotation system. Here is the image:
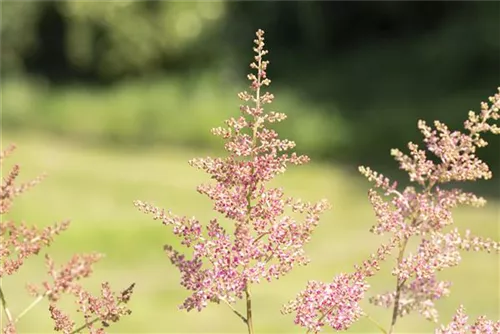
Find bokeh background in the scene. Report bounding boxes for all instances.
[2,1,499,333]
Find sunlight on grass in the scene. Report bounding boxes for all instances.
[3,131,498,333]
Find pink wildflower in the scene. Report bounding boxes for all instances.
[281,274,368,333]
[287,88,499,332]
[135,29,330,319]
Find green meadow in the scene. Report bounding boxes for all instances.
[3,130,499,333]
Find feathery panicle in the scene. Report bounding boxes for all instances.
[285,89,500,332]
[135,29,330,317]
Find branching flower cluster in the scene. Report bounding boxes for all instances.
[0,145,134,334]
[2,28,497,334]
[437,305,500,334]
[284,88,500,333]
[135,29,330,332]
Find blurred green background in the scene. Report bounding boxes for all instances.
[1,1,499,333]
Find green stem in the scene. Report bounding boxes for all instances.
[15,293,46,323]
[245,284,254,334]
[240,38,264,334]
[70,317,100,334]
[365,313,387,334]
[0,286,14,323]
[220,297,247,324]
[388,237,409,334]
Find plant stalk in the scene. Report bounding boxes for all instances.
[220,297,247,324]
[0,286,14,324]
[70,317,100,334]
[15,293,46,323]
[245,284,254,334]
[365,313,388,334]
[388,237,409,334]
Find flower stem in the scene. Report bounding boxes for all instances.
[388,237,409,334]
[220,297,247,324]
[15,293,46,323]
[70,317,100,334]
[241,35,263,334]
[365,313,387,334]
[245,284,254,334]
[0,286,14,323]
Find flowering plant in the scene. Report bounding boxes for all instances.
[135,29,330,333]
[4,28,497,334]
[137,29,499,334]
[0,145,134,334]
[283,89,500,333]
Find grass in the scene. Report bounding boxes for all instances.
[2,130,499,333]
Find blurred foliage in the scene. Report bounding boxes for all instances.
[2,1,225,79]
[1,2,42,74]
[62,1,224,78]
[1,1,499,184]
[4,2,497,83]
[2,75,349,159]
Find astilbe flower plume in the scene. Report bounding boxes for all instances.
[0,145,133,333]
[284,89,500,333]
[135,29,330,331]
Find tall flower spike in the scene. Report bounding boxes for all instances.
[135,29,330,330]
